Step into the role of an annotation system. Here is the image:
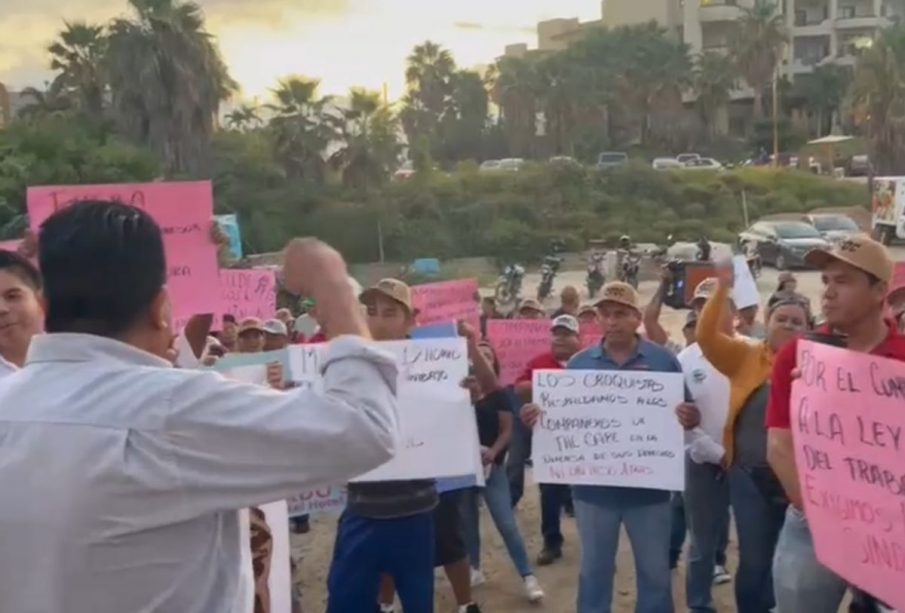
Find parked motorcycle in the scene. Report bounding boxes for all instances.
[617,249,640,289]
[494,264,525,307]
[586,251,606,298]
[537,254,563,301]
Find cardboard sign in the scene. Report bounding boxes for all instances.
[412,279,480,330]
[221,269,276,322]
[486,319,552,386]
[791,341,905,612]
[286,487,347,518]
[285,338,478,482]
[531,369,685,491]
[27,182,220,323]
[732,255,760,310]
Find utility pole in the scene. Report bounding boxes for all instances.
[772,63,780,167]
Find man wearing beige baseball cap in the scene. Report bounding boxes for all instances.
[522,280,701,613]
[767,235,905,612]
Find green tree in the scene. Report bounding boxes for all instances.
[731,0,788,118]
[16,80,73,121]
[330,88,401,189]
[267,76,337,183]
[794,65,851,136]
[224,104,262,131]
[849,25,905,174]
[47,21,107,120]
[693,52,737,137]
[436,70,489,162]
[491,56,540,157]
[106,0,237,177]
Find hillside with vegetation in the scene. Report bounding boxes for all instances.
[0,0,896,263]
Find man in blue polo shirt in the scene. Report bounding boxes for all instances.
[523,281,700,613]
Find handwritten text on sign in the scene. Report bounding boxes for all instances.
[792,341,905,612]
[531,369,685,491]
[286,337,479,482]
[286,486,347,518]
[486,319,552,386]
[26,182,220,323]
[411,279,480,330]
[221,269,276,321]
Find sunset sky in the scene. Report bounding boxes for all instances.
[0,0,601,102]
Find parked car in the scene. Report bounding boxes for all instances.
[848,154,871,177]
[549,155,578,166]
[738,220,830,270]
[392,160,415,181]
[498,158,525,172]
[652,157,683,170]
[676,153,702,165]
[479,159,501,172]
[804,213,861,243]
[684,157,725,171]
[596,151,628,171]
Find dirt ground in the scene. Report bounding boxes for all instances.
[293,255,892,612]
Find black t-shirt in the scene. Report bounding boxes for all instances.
[475,389,510,465]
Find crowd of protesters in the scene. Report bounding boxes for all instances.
[0,199,900,613]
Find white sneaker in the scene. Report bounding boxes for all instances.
[713,565,731,585]
[470,567,485,587]
[523,575,544,603]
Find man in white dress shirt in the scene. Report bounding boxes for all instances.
[0,248,44,377]
[677,279,733,613]
[0,200,401,613]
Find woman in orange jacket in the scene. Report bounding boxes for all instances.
[696,269,810,613]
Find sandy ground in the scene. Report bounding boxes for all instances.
[293,254,901,612]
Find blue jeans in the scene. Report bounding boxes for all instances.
[684,459,731,613]
[540,483,569,551]
[773,506,847,613]
[463,464,533,577]
[729,466,787,613]
[573,487,673,613]
[327,510,435,613]
[669,492,686,569]
[506,390,531,508]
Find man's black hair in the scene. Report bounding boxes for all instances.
[39,200,166,337]
[0,250,42,291]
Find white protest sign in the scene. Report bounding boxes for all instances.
[732,255,760,309]
[285,337,478,482]
[531,369,685,491]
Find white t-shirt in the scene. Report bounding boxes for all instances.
[678,343,731,465]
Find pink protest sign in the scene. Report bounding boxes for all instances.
[27,182,220,322]
[486,319,552,386]
[792,340,905,611]
[411,279,480,330]
[221,269,276,321]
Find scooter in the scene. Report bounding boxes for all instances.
[617,249,640,289]
[537,254,562,301]
[586,252,606,298]
[494,264,524,307]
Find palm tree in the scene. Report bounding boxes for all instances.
[224,104,262,131]
[267,76,337,182]
[694,52,737,137]
[491,56,541,157]
[106,0,237,177]
[405,41,456,116]
[330,88,401,189]
[849,26,905,174]
[793,64,850,137]
[731,0,788,118]
[17,79,73,121]
[48,21,107,119]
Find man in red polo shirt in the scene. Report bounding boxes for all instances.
[766,235,905,613]
[514,315,582,566]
